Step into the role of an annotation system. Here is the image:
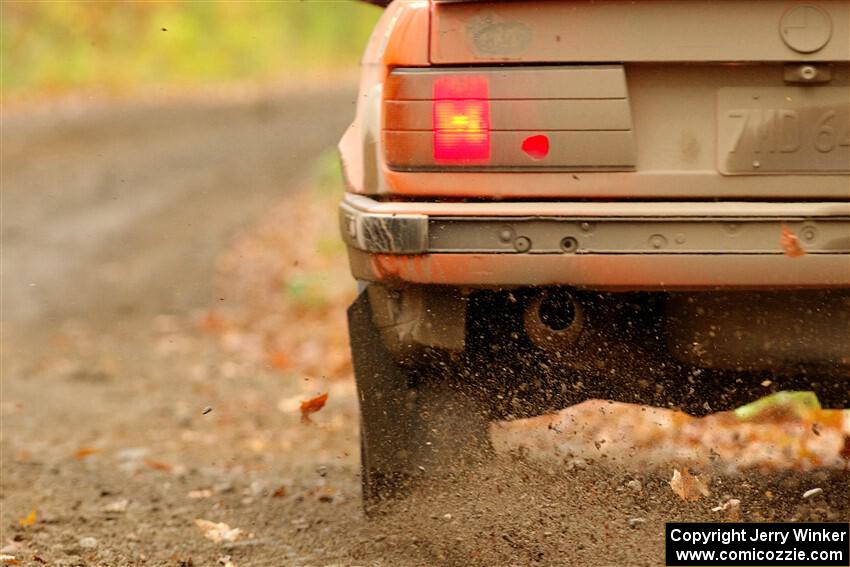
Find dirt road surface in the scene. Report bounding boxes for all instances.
[2,86,848,567]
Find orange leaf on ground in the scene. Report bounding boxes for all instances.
[300,392,328,424]
[18,509,37,527]
[195,519,242,543]
[143,458,173,471]
[780,225,806,258]
[670,468,711,501]
[199,311,227,333]
[267,350,290,371]
[492,400,849,472]
[72,447,99,459]
[188,489,212,499]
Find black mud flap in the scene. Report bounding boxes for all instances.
[348,288,493,510]
[347,289,421,505]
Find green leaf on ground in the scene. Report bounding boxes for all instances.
[734,391,821,421]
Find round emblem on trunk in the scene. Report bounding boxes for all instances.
[780,5,832,53]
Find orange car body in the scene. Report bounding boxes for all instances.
[342,2,849,499]
[339,0,849,290]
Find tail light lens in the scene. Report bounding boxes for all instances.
[432,76,490,163]
[382,66,636,171]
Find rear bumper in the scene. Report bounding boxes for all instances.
[340,194,850,289]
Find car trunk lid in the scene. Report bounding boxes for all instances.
[430,0,849,64]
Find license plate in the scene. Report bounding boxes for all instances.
[717,87,850,174]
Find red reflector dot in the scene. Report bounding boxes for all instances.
[522,135,549,160]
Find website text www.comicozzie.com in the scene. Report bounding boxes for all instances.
[672,547,844,564]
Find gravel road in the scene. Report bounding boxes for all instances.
[2,85,355,326]
[2,86,847,567]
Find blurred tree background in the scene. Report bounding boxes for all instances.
[1,1,381,97]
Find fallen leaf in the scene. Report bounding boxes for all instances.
[313,487,336,502]
[494,398,849,473]
[188,489,213,499]
[271,486,287,498]
[0,543,25,556]
[734,391,821,422]
[670,468,710,501]
[200,311,227,333]
[195,519,242,543]
[780,224,806,258]
[72,447,99,460]
[143,458,173,472]
[300,392,328,424]
[711,498,741,521]
[18,509,37,527]
[267,350,290,371]
[103,499,129,513]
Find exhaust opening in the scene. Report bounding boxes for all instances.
[524,290,584,351]
[538,293,577,331]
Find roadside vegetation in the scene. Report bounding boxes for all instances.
[1,1,380,98]
[211,151,356,383]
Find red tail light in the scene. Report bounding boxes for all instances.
[432,76,490,163]
[382,67,636,172]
